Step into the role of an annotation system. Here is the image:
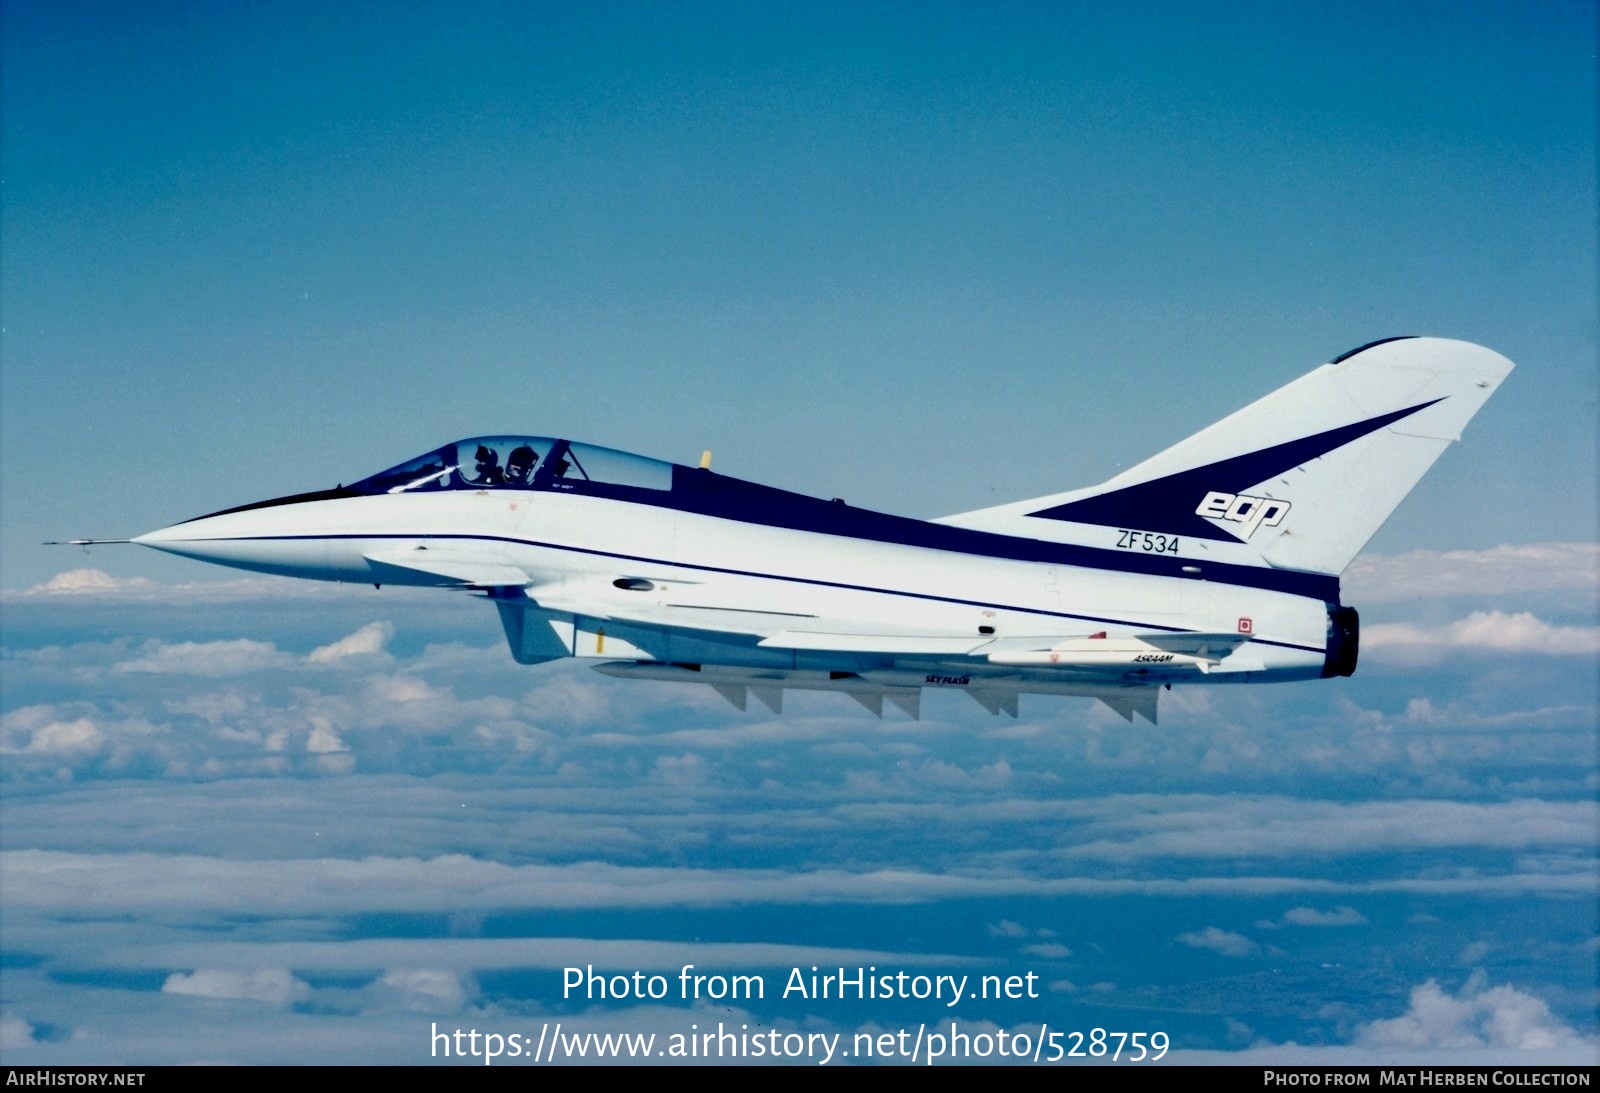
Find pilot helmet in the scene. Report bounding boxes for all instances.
[507,445,537,477]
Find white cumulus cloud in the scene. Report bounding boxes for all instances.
[9,570,360,603]
[0,1011,37,1049]
[24,568,157,596]
[987,920,1029,938]
[1363,611,1600,661]
[308,621,394,665]
[1022,942,1072,958]
[1282,906,1368,927]
[1344,542,1600,602]
[373,968,470,1013]
[113,638,293,677]
[162,968,309,1006]
[305,717,349,754]
[1356,971,1590,1051]
[1176,927,1257,956]
[15,717,105,755]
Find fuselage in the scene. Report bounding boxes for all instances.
[133,435,1338,697]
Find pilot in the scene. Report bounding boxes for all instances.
[505,445,539,485]
[473,445,505,485]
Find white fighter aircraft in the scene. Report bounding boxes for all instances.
[99,336,1512,721]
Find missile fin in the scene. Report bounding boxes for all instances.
[711,683,747,711]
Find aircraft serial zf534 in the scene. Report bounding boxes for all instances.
[110,336,1512,722]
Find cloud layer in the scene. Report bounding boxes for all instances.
[3,537,1595,1064]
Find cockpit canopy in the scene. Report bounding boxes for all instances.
[348,436,673,495]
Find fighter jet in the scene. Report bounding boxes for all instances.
[102,336,1512,721]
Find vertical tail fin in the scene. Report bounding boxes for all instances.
[935,337,1514,576]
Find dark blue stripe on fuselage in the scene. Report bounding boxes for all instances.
[180,487,363,524]
[654,467,1340,601]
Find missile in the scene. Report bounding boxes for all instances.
[986,638,1220,673]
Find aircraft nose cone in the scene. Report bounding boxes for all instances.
[128,501,363,584]
[131,519,225,561]
[131,524,181,547]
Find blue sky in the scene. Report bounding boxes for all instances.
[2,0,1596,1065]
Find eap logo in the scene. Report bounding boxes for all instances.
[1195,491,1291,539]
